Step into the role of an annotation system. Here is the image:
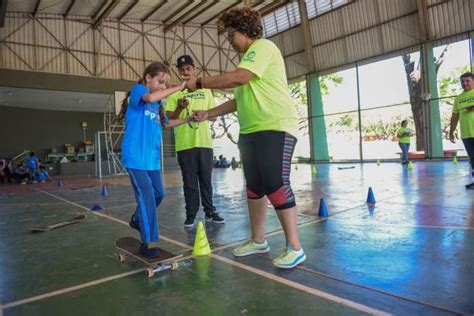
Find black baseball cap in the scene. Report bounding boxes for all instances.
[176,55,194,68]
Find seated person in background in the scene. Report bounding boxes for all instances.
[5,158,13,183]
[36,166,50,183]
[213,156,218,167]
[0,160,6,184]
[221,157,229,168]
[26,152,39,184]
[12,162,28,184]
[230,157,238,169]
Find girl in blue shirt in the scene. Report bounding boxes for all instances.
[119,62,190,258]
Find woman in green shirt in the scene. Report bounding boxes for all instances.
[186,8,305,269]
[396,120,414,165]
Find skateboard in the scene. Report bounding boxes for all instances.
[30,214,86,233]
[115,237,185,278]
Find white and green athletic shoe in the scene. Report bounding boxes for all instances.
[233,239,270,257]
[273,244,306,269]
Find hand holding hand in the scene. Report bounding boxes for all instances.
[177,98,189,109]
[193,110,209,122]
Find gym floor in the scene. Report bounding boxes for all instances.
[0,162,473,315]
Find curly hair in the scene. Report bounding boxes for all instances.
[217,7,263,39]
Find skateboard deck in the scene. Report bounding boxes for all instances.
[115,237,183,277]
[30,214,86,232]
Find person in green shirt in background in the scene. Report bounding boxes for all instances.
[449,72,474,189]
[397,120,414,165]
[186,8,305,269]
[166,55,225,227]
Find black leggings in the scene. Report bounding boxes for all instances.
[238,131,297,211]
[462,138,474,169]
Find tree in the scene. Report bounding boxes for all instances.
[288,74,343,135]
[209,74,342,144]
[402,46,449,151]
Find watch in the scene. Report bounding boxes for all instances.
[196,77,203,89]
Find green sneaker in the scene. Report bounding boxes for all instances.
[273,244,306,269]
[233,239,270,257]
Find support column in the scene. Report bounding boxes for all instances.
[470,31,474,72]
[308,73,329,161]
[422,42,444,158]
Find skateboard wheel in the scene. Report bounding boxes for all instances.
[146,268,155,278]
[171,261,178,270]
[117,253,126,263]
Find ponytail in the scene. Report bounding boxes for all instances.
[117,91,130,122]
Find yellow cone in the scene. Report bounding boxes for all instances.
[408,161,414,171]
[376,159,380,166]
[453,156,458,164]
[311,165,317,175]
[193,221,211,256]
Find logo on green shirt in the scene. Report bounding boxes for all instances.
[184,92,206,100]
[243,51,256,63]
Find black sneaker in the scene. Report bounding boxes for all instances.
[129,215,140,231]
[465,183,474,190]
[139,243,161,259]
[184,216,196,228]
[205,213,225,224]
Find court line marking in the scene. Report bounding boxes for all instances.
[32,188,388,315]
[2,269,145,309]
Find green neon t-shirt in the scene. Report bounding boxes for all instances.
[166,89,215,152]
[233,39,298,137]
[453,89,474,139]
[397,127,413,144]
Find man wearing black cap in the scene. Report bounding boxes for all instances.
[166,55,225,227]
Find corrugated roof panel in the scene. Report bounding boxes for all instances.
[5,0,35,13]
[377,0,416,21]
[67,20,95,52]
[428,0,473,40]
[340,0,377,33]
[345,28,382,62]
[285,52,309,80]
[69,52,94,76]
[314,40,346,71]
[35,17,65,49]
[310,10,344,45]
[381,14,420,52]
[2,13,34,45]
[36,0,71,15]
[143,23,165,61]
[121,24,143,59]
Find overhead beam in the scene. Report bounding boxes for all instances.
[416,0,430,42]
[164,0,208,32]
[141,0,167,22]
[118,0,138,21]
[297,0,315,72]
[33,0,41,16]
[92,0,120,29]
[162,0,194,26]
[182,0,219,25]
[91,0,108,20]
[63,0,76,17]
[0,0,8,27]
[201,0,240,25]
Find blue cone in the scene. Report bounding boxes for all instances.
[57,180,64,187]
[101,186,108,197]
[90,204,104,211]
[367,187,376,204]
[318,198,329,217]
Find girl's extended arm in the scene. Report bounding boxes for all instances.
[143,81,186,103]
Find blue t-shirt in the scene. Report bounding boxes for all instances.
[36,170,49,182]
[26,156,38,169]
[122,83,164,171]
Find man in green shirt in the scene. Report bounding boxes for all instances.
[449,72,474,189]
[396,120,414,165]
[166,55,225,226]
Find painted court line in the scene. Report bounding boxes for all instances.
[329,218,474,230]
[34,188,389,315]
[2,269,145,309]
